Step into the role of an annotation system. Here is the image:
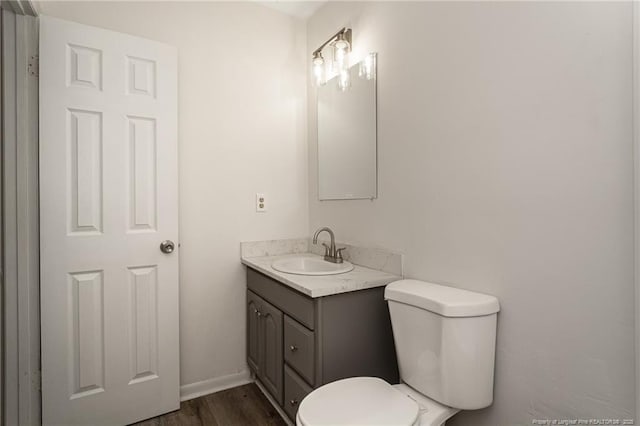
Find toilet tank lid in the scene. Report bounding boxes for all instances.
[385,279,500,317]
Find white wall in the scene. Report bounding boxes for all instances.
[37,1,309,389]
[307,2,635,424]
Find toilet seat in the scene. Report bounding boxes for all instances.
[296,377,420,426]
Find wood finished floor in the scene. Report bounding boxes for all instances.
[132,383,287,426]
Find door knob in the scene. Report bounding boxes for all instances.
[160,240,176,254]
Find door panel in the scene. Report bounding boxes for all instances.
[127,116,157,231]
[70,270,105,397]
[259,299,283,405]
[247,291,262,375]
[40,15,179,425]
[128,265,159,383]
[68,108,103,234]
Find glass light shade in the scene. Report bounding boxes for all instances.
[334,32,350,52]
[326,46,336,76]
[313,55,325,86]
[359,53,377,80]
[334,38,349,50]
[337,68,351,92]
[334,45,348,73]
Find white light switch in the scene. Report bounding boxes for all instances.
[256,193,267,212]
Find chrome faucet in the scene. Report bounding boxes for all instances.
[312,227,346,264]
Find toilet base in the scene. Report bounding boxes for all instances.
[392,383,460,426]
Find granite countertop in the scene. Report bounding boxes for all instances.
[241,253,402,298]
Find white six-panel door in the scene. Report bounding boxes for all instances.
[39,16,179,425]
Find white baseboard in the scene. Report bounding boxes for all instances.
[180,370,253,402]
[255,379,293,426]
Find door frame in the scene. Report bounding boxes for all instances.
[0,1,39,425]
[635,0,640,420]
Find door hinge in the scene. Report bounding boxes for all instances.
[28,54,39,77]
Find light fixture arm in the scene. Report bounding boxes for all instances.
[312,27,352,57]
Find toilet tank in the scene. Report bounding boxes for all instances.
[385,280,500,410]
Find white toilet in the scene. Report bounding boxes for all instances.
[296,279,500,426]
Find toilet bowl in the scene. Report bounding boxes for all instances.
[296,279,500,426]
[296,377,459,426]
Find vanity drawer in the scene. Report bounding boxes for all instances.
[247,268,315,329]
[284,365,313,421]
[284,315,315,385]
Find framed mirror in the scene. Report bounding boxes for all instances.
[317,53,377,200]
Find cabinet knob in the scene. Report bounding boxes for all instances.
[256,310,262,317]
[289,345,298,352]
[290,399,298,406]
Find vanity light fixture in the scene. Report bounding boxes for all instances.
[311,27,352,89]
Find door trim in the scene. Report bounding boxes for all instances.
[2,0,38,17]
[634,0,640,419]
[0,2,39,425]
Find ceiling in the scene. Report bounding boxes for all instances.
[257,1,326,19]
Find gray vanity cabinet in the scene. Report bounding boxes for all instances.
[247,290,284,404]
[246,268,399,421]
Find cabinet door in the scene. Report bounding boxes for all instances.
[259,298,284,405]
[284,315,315,385]
[284,365,312,421]
[247,291,262,375]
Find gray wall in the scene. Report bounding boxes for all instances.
[307,2,635,424]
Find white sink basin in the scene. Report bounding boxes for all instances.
[271,256,354,276]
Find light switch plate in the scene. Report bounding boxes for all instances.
[256,193,267,212]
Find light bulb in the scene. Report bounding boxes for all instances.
[334,39,349,50]
[312,53,325,86]
[333,32,350,75]
[338,68,351,92]
[335,46,347,71]
[334,32,350,51]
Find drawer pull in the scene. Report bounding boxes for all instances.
[290,399,298,406]
[289,345,298,352]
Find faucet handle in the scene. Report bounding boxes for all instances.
[336,247,346,262]
[322,242,331,257]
